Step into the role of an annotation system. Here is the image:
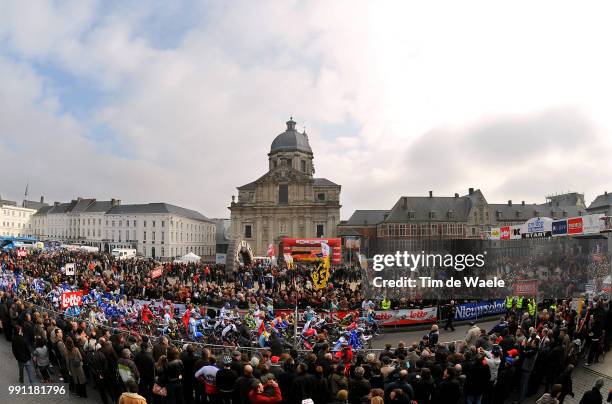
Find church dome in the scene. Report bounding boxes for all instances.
[270,118,313,155]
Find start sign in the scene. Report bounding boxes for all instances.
[61,291,83,309]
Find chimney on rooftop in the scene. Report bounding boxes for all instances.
[508,200,512,206]
[454,193,459,198]
[521,201,525,206]
[403,197,408,209]
[469,187,474,195]
[429,191,433,198]
[40,196,44,204]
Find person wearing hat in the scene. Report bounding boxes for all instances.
[230,350,243,376]
[269,355,285,379]
[216,356,238,403]
[118,348,140,385]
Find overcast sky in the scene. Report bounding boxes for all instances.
[1,1,612,219]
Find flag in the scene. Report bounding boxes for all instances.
[182,309,190,328]
[257,320,266,336]
[311,261,330,290]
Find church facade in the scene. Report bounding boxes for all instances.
[229,118,341,257]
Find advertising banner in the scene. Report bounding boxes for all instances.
[490,228,500,240]
[513,280,538,296]
[454,300,506,320]
[500,226,511,240]
[521,217,552,238]
[150,266,163,279]
[64,263,76,276]
[215,253,226,265]
[281,238,342,264]
[16,249,27,257]
[568,217,583,235]
[61,291,83,309]
[374,307,438,326]
[510,225,522,240]
[552,219,568,236]
[583,214,604,235]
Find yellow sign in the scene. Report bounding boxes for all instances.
[311,258,330,290]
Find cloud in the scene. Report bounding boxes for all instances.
[1,1,612,219]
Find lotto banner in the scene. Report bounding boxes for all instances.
[500,226,511,240]
[374,307,437,326]
[61,291,83,309]
[273,307,437,327]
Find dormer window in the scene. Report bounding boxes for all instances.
[447,210,454,219]
[317,193,325,201]
[429,211,436,220]
[408,211,415,219]
[496,210,502,219]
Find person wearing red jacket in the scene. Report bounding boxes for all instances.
[248,379,282,404]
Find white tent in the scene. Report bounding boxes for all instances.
[175,252,201,263]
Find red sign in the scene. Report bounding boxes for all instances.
[513,280,538,296]
[567,217,583,234]
[61,291,83,309]
[500,226,511,240]
[16,249,27,257]
[281,238,342,264]
[151,266,163,279]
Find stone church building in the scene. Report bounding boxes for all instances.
[229,118,341,257]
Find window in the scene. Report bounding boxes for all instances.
[429,211,436,219]
[317,193,325,201]
[161,232,164,242]
[408,211,415,219]
[133,220,136,226]
[316,224,324,237]
[162,221,165,227]
[447,211,454,220]
[143,231,147,241]
[244,225,252,239]
[152,231,156,241]
[300,160,306,172]
[278,184,289,204]
[144,221,147,227]
[153,221,156,227]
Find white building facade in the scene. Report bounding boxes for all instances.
[0,202,36,237]
[31,199,215,260]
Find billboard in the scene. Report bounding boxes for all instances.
[513,280,538,296]
[583,214,604,235]
[454,300,506,320]
[552,219,568,236]
[281,238,342,264]
[521,217,552,238]
[490,228,500,240]
[567,217,583,235]
[500,226,511,240]
[61,291,83,309]
[510,225,522,239]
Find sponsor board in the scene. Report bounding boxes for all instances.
[454,300,506,320]
[150,266,163,279]
[490,228,500,240]
[513,280,538,296]
[510,225,522,240]
[552,220,568,236]
[61,291,83,309]
[215,253,226,265]
[500,227,510,240]
[64,263,76,276]
[568,217,583,235]
[583,214,604,234]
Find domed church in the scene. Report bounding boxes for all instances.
[229,118,341,257]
